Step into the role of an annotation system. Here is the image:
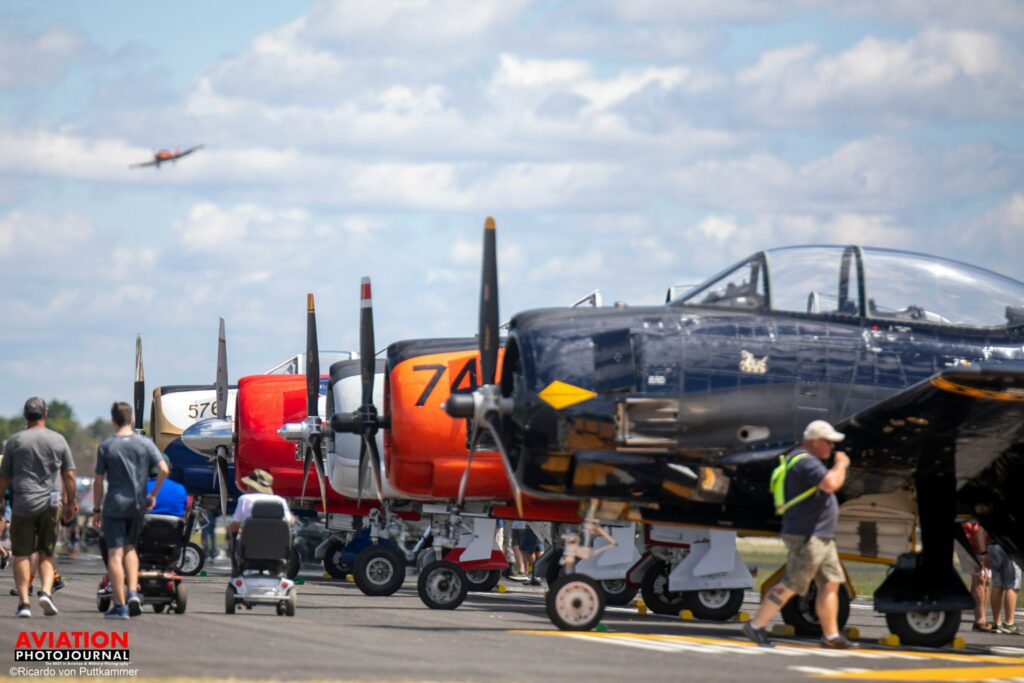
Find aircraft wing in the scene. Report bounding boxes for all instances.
[839,362,1024,499]
[128,159,158,169]
[176,144,204,158]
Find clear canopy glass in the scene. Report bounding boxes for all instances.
[674,245,1024,328]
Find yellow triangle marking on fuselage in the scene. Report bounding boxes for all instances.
[538,381,598,410]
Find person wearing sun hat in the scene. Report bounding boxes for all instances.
[744,419,853,650]
[227,469,293,575]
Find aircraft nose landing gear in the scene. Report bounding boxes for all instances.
[418,560,468,610]
[547,574,606,631]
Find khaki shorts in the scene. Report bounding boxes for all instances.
[781,535,845,595]
[10,507,61,557]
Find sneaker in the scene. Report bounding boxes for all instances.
[8,589,15,596]
[15,603,30,618]
[508,573,529,582]
[1003,623,1024,635]
[104,605,130,620]
[52,575,65,592]
[127,592,142,617]
[994,623,1011,634]
[38,592,58,616]
[973,622,994,633]
[0,553,9,570]
[821,634,856,649]
[742,622,775,648]
[527,577,541,586]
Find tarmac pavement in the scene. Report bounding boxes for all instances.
[0,555,1022,682]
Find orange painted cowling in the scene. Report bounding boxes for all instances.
[384,344,513,501]
[234,373,378,515]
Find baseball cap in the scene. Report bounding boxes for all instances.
[23,397,47,421]
[803,420,845,443]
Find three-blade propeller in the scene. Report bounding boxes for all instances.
[331,278,386,505]
[447,217,524,515]
[299,294,328,514]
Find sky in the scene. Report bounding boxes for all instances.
[1,0,1022,421]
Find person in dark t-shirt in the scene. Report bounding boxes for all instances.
[744,420,852,650]
[93,402,167,619]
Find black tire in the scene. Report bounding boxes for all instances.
[465,569,502,593]
[276,602,286,616]
[225,586,236,615]
[417,560,468,610]
[544,548,564,586]
[173,582,188,614]
[885,610,960,647]
[152,603,166,613]
[286,546,301,580]
[599,578,639,606]
[176,542,205,576]
[322,539,350,580]
[353,545,405,597]
[682,588,745,621]
[780,583,851,636]
[97,597,111,613]
[640,560,687,615]
[284,588,296,617]
[546,574,606,631]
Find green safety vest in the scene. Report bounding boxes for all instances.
[770,451,818,515]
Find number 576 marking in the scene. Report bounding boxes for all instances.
[187,401,218,419]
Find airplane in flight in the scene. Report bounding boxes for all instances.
[444,217,1024,647]
[129,144,204,169]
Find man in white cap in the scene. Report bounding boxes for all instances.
[744,419,852,649]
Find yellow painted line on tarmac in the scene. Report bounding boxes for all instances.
[512,630,1023,664]
[813,664,1024,681]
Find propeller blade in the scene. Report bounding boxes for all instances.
[215,456,230,517]
[479,217,499,386]
[483,415,523,517]
[359,277,375,407]
[215,317,228,419]
[306,293,320,418]
[134,335,145,433]
[356,437,368,505]
[456,422,481,508]
[312,435,327,512]
[300,446,312,499]
[364,434,385,504]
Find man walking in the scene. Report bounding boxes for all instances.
[93,402,168,619]
[743,420,853,649]
[0,397,78,618]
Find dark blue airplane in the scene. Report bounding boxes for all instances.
[447,222,1024,646]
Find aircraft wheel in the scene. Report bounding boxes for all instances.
[97,596,111,613]
[682,588,745,621]
[322,539,350,580]
[465,569,502,593]
[417,560,468,610]
[152,603,166,613]
[286,546,301,580]
[176,542,205,576]
[353,545,405,597]
[780,583,850,636]
[546,574,605,631]
[225,586,236,615]
[284,588,297,617]
[276,602,286,616]
[885,610,960,647]
[600,579,639,606]
[639,560,687,615]
[173,583,188,614]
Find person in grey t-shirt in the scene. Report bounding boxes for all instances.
[0,397,78,618]
[93,401,167,619]
[744,420,852,650]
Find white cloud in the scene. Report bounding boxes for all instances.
[0,26,89,90]
[737,30,1024,124]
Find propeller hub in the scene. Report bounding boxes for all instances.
[181,417,234,460]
